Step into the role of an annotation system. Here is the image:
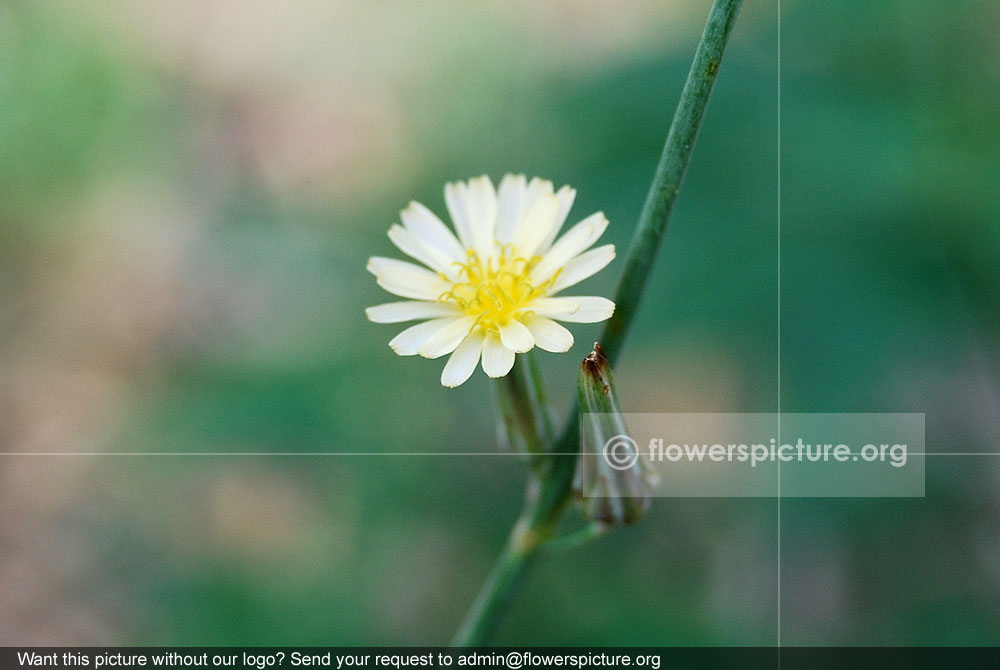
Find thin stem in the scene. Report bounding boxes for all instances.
[533,0,745,534]
[544,522,611,553]
[601,0,744,368]
[494,353,555,461]
[523,351,556,445]
[451,0,743,646]
[450,490,550,646]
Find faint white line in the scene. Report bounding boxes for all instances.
[910,453,1000,457]
[777,0,783,651]
[0,452,567,457]
[1,452,995,457]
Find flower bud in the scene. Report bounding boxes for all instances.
[573,344,658,524]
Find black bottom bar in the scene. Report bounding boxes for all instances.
[4,647,1000,670]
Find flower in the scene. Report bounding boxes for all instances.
[366,174,616,387]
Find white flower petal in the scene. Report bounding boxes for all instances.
[496,173,527,244]
[523,177,554,211]
[548,296,615,323]
[521,297,581,319]
[400,201,465,262]
[498,319,534,353]
[387,225,456,275]
[372,178,617,375]
[511,194,559,259]
[529,212,608,284]
[524,314,574,353]
[389,317,458,356]
[550,244,615,294]
[536,185,576,254]
[508,178,554,252]
[444,182,474,250]
[365,256,395,276]
[481,332,515,377]
[441,332,485,387]
[370,258,450,300]
[465,175,498,262]
[366,301,460,324]
[418,315,478,359]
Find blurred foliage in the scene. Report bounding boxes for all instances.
[1,0,999,647]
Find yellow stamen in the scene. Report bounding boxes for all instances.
[439,247,559,334]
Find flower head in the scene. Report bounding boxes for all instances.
[366,174,616,387]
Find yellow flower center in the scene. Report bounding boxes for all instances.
[439,247,558,334]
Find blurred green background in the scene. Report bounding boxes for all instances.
[2,0,999,646]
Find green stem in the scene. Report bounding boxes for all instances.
[523,351,557,445]
[601,0,744,368]
[534,0,745,536]
[450,490,550,646]
[544,522,611,553]
[451,0,743,646]
[494,353,555,460]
